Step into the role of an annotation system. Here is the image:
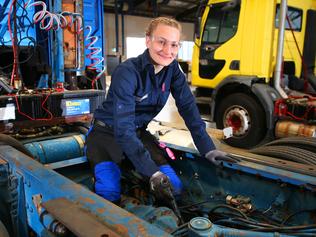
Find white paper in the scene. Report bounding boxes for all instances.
[0,104,16,120]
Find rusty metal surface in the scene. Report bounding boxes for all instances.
[42,198,122,237]
[0,145,172,237]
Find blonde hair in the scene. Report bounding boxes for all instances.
[145,17,182,36]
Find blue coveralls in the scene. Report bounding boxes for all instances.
[86,49,216,201]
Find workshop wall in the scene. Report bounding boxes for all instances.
[104,14,194,57]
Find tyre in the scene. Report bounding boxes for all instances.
[264,136,316,153]
[215,93,266,148]
[250,145,316,165]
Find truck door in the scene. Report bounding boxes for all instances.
[199,2,240,80]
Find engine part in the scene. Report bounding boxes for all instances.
[226,195,254,213]
[189,217,212,236]
[24,134,85,164]
[275,120,316,138]
[121,197,179,233]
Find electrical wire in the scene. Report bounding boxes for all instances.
[179,198,222,209]
[281,209,316,226]
[208,204,249,220]
[170,222,189,236]
[7,0,19,85]
[13,90,53,121]
[249,224,316,233]
[212,216,316,235]
[229,217,279,228]
[1,0,44,84]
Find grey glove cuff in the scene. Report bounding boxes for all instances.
[205,149,228,166]
[205,149,227,158]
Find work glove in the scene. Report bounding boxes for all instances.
[149,171,174,201]
[205,149,230,166]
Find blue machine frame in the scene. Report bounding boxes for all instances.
[1,137,316,236]
[0,145,171,237]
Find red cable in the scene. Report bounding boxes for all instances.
[7,0,18,86]
[14,92,53,121]
[286,111,305,121]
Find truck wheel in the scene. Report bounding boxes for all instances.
[215,93,266,148]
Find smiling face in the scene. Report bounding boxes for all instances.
[146,23,181,70]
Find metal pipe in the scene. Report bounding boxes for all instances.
[121,13,125,56]
[114,0,119,54]
[53,0,65,86]
[75,0,84,76]
[274,0,288,98]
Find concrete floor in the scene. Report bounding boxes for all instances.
[154,95,215,128]
[154,96,184,124]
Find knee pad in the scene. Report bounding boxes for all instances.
[159,164,183,196]
[94,161,121,202]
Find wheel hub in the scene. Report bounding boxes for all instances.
[224,106,250,136]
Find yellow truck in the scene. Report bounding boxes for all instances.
[192,0,316,148]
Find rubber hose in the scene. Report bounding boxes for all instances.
[0,134,33,157]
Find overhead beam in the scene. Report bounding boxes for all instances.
[175,5,199,21]
[132,0,146,7]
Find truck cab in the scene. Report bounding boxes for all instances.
[192,0,316,148]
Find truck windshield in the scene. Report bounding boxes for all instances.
[202,3,240,44]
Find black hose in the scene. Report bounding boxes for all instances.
[282,209,316,225]
[179,199,222,209]
[231,217,279,228]
[208,204,249,219]
[0,134,33,157]
[170,222,189,235]
[213,219,258,229]
[250,224,316,232]
[250,145,316,165]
